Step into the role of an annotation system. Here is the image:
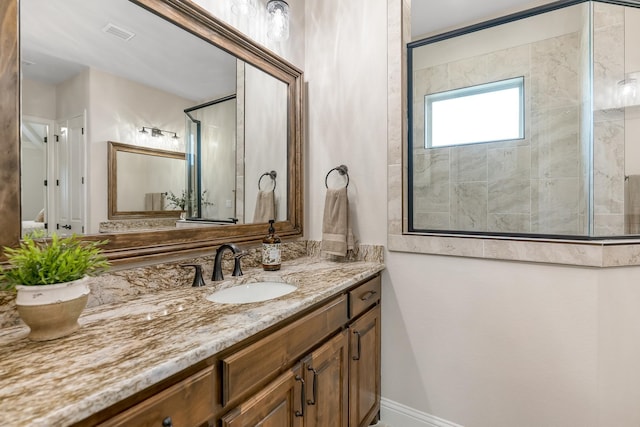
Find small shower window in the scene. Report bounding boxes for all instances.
[425,76,524,148]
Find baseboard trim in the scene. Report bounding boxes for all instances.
[380,398,464,427]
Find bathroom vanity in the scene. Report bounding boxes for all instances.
[0,258,383,426]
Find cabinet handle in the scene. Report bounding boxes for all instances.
[307,367,318,405]
[360,290,377,301]
[352,330,361,360]
[162,416,173,427]
[295,375,305,417]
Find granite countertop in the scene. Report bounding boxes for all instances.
[0,257,384,426]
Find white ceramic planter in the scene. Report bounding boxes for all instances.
[16,277,91,341]
[16,276,90,305]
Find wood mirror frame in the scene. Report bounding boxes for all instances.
[0,0,303,265]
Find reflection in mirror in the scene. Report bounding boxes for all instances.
[21,117,51,237]
[243,63,288,224]
[20,0,290,235]
[185,96,238,222]
[408,1,640,238]
[108,142,185,220]
[3,0,304,261]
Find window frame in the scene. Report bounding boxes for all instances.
[424,76,525,149]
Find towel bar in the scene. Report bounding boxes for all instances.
[325,165,349,188]
[259,170,277,191]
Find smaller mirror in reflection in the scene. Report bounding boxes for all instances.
[108,142,185,219]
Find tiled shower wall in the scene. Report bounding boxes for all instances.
[412,3,628,236]
[592,3,625,236]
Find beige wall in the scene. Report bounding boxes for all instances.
[384,251,640,426]
[22,78,57,119]
[304,0,388,245]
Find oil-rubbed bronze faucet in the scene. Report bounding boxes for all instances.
[212,243,246,281]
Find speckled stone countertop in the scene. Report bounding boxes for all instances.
[0,257,384,426]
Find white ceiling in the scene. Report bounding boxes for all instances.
[21,0,237,102]
[411,0,550,39]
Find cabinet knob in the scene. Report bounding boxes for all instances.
[162,416,173,427]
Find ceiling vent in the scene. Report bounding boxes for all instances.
[102,23,135,41]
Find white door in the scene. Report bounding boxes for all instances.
[55,114,86,235]
[20,116,53,238]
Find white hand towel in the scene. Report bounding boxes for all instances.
[253,190,276,223]
[321,187,354,257]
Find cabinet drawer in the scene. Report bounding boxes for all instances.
[222,295,348,406]
[99,365,216,427]
[349,275,381,319]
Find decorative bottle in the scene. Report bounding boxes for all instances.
[262,220,282,271]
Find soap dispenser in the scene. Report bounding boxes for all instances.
[262,219,281,271]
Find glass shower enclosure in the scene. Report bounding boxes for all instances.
[407,0,640,238]
[184,95,238,223]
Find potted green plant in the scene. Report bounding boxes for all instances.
[0,234,110,341]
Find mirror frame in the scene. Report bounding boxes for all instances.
[0,0,304,264]
[108,141,186,220]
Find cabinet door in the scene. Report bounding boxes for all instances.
[303,330,349,427]
[349,305,381,427]
[221,365,304,427]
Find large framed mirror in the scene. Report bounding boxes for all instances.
[0,0,303,263]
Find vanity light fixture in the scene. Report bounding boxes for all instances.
[139,126,179,139]
[266,0,289,41]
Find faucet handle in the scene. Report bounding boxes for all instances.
[180,264,206,287]
[232,251,248,277]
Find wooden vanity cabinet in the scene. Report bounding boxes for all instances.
[89,273,381,427]
[222,274,381,427]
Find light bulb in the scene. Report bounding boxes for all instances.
[267,0,289,41]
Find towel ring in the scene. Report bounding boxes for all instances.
[258,170,277,191]
[325,165,349,189]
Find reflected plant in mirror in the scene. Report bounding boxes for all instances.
[165,190,214,213]
[408,0,640,239]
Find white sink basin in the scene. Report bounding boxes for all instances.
[206,281,297,304]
